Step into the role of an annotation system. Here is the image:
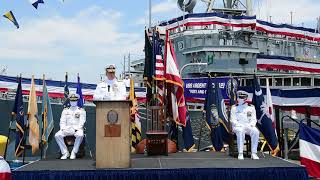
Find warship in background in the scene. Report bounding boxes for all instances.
[130,0,320,152]
[131,0,320,119]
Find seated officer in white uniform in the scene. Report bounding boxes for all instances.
[55,94,86,160]
[230,90,260,160]
[93,64,127,100]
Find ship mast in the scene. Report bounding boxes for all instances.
[0,66,7,75]
[225,0,233,8]
[202,0,253,16]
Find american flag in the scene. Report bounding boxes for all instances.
[155,55,165,80]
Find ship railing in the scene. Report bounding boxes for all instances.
[237,73,320,88]
[281,115,320,160]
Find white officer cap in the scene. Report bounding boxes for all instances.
[210,104,217,109]
[237,90,249,99]
[69,93,80,101]
[105,64,116,73]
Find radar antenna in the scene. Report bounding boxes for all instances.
[198,0,253,15]
[317,17,320,33]
[177,0,197,13]
[0,66,7,75]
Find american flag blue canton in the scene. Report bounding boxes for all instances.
[13,77,25,157]
[151,30,161,79]
[252,76,278,150]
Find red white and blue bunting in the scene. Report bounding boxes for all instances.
[159,13,320,42]
[0,75,146,101]
[257,55,320,73]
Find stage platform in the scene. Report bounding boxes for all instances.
[12,152,308,180]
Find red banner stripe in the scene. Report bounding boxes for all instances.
[300,156,320,178]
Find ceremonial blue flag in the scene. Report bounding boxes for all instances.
[63,73,70,108]
[204,76,224,151]
[227,76,237,133]
[13,77,25,157]
[215,79,230,144]
[228,76,237,107]
[182,111,195,151]
[40,77,54,153]
[252,75,279,154]
[169,121,178,144]
[143,29,153,103]
[76,74,84,108]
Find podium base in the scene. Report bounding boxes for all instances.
[135,139,177,154]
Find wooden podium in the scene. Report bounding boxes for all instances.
[94,100,131,168]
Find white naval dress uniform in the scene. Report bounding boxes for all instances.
[230,103,260,154]
[55,106,86,155]
[93,78,127,100]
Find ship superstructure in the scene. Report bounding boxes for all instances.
[156,0,320,80]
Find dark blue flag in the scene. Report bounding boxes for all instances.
[204,76,224,151]
[63,73,70,108]
[227,76,237,132]
[76,74,84,108]
[151,30,159,80]
[169,121,178,144]
[13,77,25,157]
[252,75,279,154]
[214,77,230,143]
[143,29,153,103]
[228,76,237,107]
[32,0,44,9]
[182,112,195,151]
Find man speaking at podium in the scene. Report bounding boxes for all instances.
[93,64,127,100]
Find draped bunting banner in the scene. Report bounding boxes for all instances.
[0,75,146,101]
[159,13,320,42]
[159,12,256,30]
[256,20,320,42]
[257,54,320,73]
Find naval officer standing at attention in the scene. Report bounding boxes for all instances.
[93,64,127,100]
[230,90,260,160]
[55,94,86,160]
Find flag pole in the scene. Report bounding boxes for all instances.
[197,73,211,151]
[40,74,45,159]
[228,73,234,156]
[24,75,34,165]
[3,119,13,160]
[4,75,19,160]
[163,29,168,132]
[197,111,204,152]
